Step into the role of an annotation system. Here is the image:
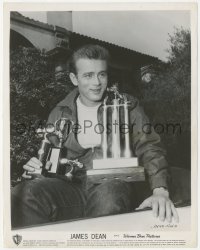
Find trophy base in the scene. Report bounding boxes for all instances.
[93,157,138,169]
[87,166,145,184]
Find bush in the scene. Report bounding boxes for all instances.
[10,47,73,181]
[140,28,191,169]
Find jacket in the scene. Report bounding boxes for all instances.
[47,88,170,191]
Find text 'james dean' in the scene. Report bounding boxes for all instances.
[70,234,106,240]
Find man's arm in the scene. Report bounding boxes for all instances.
[129,100,179,222]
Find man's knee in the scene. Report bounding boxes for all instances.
[11,177,56,225]
[11,177,85,227]
[12,177,53,205]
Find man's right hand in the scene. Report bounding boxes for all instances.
[22,157,52,179]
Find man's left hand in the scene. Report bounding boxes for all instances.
[136,187,179,223]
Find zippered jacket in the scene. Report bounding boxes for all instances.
[47,88,170,191]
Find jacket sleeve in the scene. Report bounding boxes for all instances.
[130,102,170,191]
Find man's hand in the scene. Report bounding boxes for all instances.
[136,187,179,223]
[22,157,52,179]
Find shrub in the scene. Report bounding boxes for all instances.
[140,28,191,168]
[10,46,73,181]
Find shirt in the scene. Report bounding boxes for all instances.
[76,96,101,149]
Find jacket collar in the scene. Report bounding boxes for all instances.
[56,87,138,111]
[56,87,79,109]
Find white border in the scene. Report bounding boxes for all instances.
[2,1,198,248]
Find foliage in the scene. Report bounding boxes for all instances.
[140,28,191,168]
[10,47,73,180]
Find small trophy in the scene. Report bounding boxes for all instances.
[87,84,145,183]
[27,118,83,179]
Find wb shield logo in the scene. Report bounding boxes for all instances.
[12,234,22,246]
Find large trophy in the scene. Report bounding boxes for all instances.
[87,84,145,183]
[27,118,83,179]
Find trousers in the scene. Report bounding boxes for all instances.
[11,176,151,228]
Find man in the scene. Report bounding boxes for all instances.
[11,44,179,228]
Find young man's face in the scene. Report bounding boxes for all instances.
[70,58,108,107]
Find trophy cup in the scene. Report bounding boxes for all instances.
[87,84,145,183]
[27,118,83,179]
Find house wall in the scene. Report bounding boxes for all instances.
[10,13,157,97]
[10,20,56,51]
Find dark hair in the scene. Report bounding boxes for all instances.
[69,44,110,74]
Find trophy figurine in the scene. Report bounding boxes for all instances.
[27,118,83,179]
[87,84,145,183]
